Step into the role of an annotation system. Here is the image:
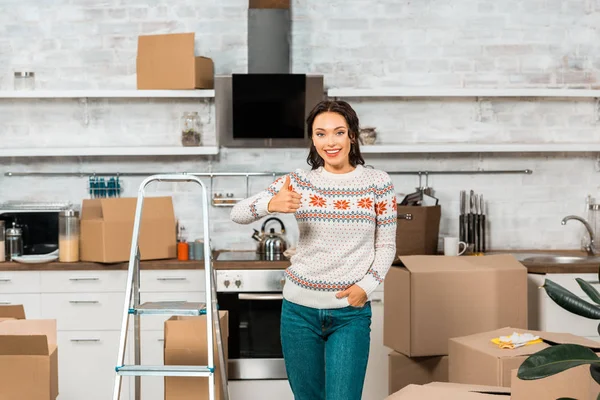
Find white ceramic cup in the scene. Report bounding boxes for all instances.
[444,236,467,256]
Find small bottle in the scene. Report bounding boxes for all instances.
[177,225,189,261]
[59,210,80,262]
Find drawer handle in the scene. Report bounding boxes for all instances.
[69,278,100,281]
[0,302,11,305]
[158,339,165,342]
[0,278,12,283]
[586,280,600,284]
[371,298,383,304]
[157,277,187,281]
[69,300,100,304]
[70,339,100,343]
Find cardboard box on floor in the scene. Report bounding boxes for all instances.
[0,305,58,400]
[448,326,600,398]
[386,382,510,399]
[395,205,441,258]
[389,351,448,395]
[164,311,229,400]
[137,32,214,90]
[80,196,177,263]
[384,254,528,357]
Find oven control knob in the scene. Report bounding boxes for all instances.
[224,279,230,288]
[235,279,242,288]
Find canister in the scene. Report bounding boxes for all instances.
[59,209,80,262]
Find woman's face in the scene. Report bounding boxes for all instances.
[312,111,354,172]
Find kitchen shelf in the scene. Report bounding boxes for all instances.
[328,88,600,98]
[0,90,215,99]
[359,143,600,153]
[0,146,219,157]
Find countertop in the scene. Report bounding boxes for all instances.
[0,249,597,274]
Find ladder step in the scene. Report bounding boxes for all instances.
[116,365,214,377]
[130,301,207,316]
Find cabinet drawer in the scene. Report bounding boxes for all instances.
[0,293,42,319]
[0,271,41,293]
[137,291,205,331]
[41,270,127,293]
[542,295,600,337]
[141,270,205,293]
[57,331,130,400]
[41,292,124,331]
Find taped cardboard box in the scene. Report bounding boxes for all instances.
[0,305,58,400]
[137,32,214,90]
[80,196,177,263]
[386,382,510,399]
[448,326,600,394]
[394,205,441,259]
[164,311,229,400]
[389,351,448,395]
[383,254,527,357]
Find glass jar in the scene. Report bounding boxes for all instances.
[14,72,35,91]
[0,221,5,262]
[588,204,600,246]
[180,112,202,147]
[59,210,80,262]
[6,222,23,261]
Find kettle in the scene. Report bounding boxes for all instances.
[252,217,289,261]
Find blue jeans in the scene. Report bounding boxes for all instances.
[280,298,372,400]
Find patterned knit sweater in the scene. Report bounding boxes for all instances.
[230,165,398,309]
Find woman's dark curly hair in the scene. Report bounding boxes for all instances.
[306,100,366,170]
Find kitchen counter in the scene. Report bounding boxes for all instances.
[0,250,596,273]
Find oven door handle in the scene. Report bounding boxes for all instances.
[238,293,284,301]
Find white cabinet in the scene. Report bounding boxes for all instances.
[363,289,388,400]
[229,380,294,400]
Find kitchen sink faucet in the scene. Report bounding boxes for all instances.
[561,215,599,256]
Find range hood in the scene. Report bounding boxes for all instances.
[248,0,291,74]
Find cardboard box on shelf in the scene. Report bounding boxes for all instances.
[388,351,448,395]
[395,205,441,258]
[80,196,177,263]
[448,326,600,394]
[383,254,527,357]
[386,382,510,399]
[0,305,58,400]
[137,32,214,90]
[164,311,229,400]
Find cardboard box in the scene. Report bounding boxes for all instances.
[164,311,229,400]
[80,196,177,263]
[395,205,441,258]
[511,366,599,400]
[383,254,527,357]
[386,382,510,399]
[448,326,600,389]
[137,33,214,90]
[389,351,448,394]
[0,305,58,400]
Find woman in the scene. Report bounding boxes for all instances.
[230,100,397,400]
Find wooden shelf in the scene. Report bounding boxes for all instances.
[328,88,600,98]
[0,146,219,157]
[0,90,215,99]
[359,143,600,153]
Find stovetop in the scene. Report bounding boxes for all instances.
[216,251,288,262]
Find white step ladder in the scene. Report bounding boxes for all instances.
[112,174,229,400]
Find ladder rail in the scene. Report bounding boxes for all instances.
[112,174,227,400]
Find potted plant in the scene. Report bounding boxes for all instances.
[517,276,600,399]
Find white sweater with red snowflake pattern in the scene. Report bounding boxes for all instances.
[230,165,398,309]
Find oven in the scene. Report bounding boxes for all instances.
[216,268,287,380]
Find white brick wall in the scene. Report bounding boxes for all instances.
[0,0,599,251]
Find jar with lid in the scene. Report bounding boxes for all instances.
[0,221,5,262]
[59,210,80,262]
[14,72,35,91]
[6,222,23,261]
[588,204,600,246]
[180,112,202,147]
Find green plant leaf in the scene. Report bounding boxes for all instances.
[517,344,600,380]
[543,279,600,319]
[576,278,600,305]
[591,363,600,385]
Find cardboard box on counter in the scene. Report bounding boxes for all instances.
[384,254,528,357]
[389,351,448,395]
[386,382,510,399]
[448,326,600,397]
[394,205,441,258]
[164,311,229,400]
[80,196,177,263]
[0,305,58,400]
[137,32,214,90]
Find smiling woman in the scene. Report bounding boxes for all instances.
[230,99,397,400]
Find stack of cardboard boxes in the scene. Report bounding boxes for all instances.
[0,305,59,400]
[383,254,528,397]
